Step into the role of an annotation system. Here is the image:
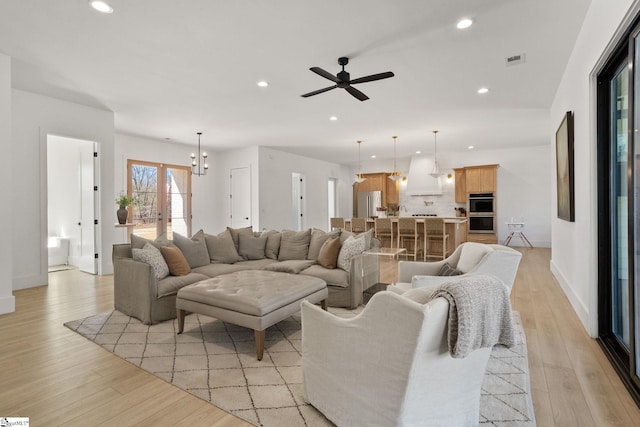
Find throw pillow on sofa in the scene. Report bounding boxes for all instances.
[130,233,170,250]
[317,236,342,269]
[239,233,268,260]
[261,230,281,260]
[278,229,312,261]
[438,262,463,276]
[227,226,254,252]
[160,245,191,276]
[204,230,244,264]
[307,229,340,260]
[132,242,169,279]
[173,230,210,268]
[337,235,366,272]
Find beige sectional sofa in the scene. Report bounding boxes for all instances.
[112,227,379,324]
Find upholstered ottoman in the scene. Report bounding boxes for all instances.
[176,270,327,360]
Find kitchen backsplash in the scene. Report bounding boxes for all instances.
[396,179,465,217]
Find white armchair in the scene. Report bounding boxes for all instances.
[390,242,522,294]
[301,290,492,427]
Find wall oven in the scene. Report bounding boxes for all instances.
[468,193,496,234]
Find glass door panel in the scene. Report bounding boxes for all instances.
[166,167,190,239]
[130,163,160,240]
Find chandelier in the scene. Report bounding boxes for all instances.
[389,135,402,181]
[355,140,367,183]
[190,132,208,176]
[429,130,443,178]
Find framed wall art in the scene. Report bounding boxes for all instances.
[555,111,575,222]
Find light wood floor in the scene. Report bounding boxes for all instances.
[1,248,639,426]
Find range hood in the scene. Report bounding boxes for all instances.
[405,155,443,196]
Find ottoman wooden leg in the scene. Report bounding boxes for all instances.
[321,299,327,311]
[177,308,186,334]
[255,329,265,361]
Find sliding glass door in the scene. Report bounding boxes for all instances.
[597,18,640,404]
[127,160,192,239]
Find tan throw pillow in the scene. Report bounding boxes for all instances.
[238,233,267,260]
[204,230,244,264]
[261,230,281,260]
[317,237,342,269]
[227,226,254,251]
[278,229,312,261]
[307,229,340,260]
[172,230,210,268]
[160,245,191,276]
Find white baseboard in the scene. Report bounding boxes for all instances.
[0,294,15,315]
[13,274,47,291]
[550,259,593,336]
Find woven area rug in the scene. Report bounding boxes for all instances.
[65,308,535,426]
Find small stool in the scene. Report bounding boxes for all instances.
[176,270,327,360]
[503,222,533,248]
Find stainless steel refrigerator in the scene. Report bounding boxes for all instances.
[357,191,382,218]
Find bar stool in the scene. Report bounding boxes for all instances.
[397,217,423,261]
[330,217,345,231]
[423,218,449,261]
[504,220,533,248]
[374,217,394,248]
[351,217,367,234]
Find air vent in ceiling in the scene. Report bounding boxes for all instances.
[505,53,526,67]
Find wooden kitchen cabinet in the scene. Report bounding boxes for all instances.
[453,168,466,203]
[386,176,399,205]
[465,164,498,193]
[353,172,400,212]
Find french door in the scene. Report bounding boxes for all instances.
[597,16,640,405]
[127,160,192,240]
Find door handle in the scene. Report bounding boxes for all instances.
[78,222,81,226]
[244,217,249,220]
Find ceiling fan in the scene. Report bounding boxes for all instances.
[301,57,394,101]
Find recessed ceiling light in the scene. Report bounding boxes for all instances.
[371,155,376,159]
[89,1,113,13]
[468,145,475,150]
[415,150,421,154]
[257,81,269,87]
[477,87,489,94]
[329,116,338,121]
[456,18,473,29]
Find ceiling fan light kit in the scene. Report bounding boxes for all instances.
[301,57,394,101]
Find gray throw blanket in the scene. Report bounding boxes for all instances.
[429,274,515,358]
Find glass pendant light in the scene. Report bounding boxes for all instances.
[430,130,443,178]
[355,140,367,183]
[389,135,402,181]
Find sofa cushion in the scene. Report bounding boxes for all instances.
[317,237,341,269]
[239,233,267,260]
[264,260,316,274]
[261,230,281,260]
[457,242,494,273]
[130,233,170,250]
[234,259,279,269]
[438,262,463,276]
[172,230,210,268]
[339,230,354,243]
[132,243,169,280]
[227,226,254,251]
[160,245,191,276]
[301,265,350,287]
[192,263,252,277]
[204,230,244,264]
[337,235,365,273]
[157,272,209,298]
[307,229,340,260]
[356,228,374,250]
[278,229,312,261]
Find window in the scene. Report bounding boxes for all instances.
[127,160,192,239]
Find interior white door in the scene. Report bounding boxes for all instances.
[230,167,251,228]
[78,142,97,274]
[292,173,304,231]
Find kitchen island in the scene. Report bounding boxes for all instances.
[344,217,467,260]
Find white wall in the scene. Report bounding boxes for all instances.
[550,0,637,336]
[257,147,352,231]
[12,89,115,288]
[0,53,14,314]
[114,133,220,239]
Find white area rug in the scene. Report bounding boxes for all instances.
[65,308,535,426]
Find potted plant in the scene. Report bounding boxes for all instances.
[115,193,135,224]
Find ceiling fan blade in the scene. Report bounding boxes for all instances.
[350,71,395,85]
[310,67,341,83]
[301,85,338,98]
[345,85,369,101]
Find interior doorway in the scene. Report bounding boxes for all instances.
[230,167,251,228]
[292,173,305,231]
[47,135,97,274]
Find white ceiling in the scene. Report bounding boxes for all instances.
[0,0,591,165]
